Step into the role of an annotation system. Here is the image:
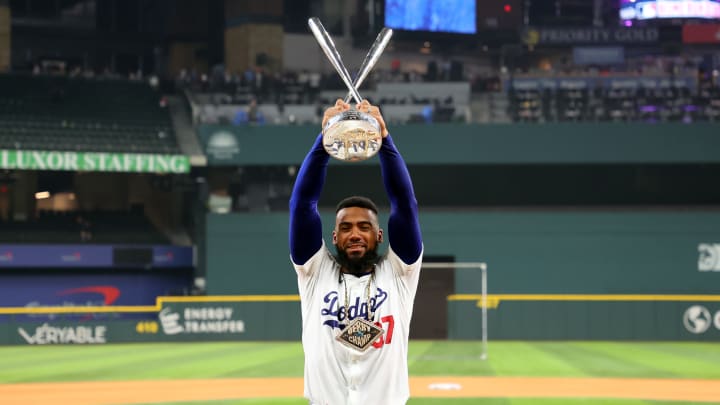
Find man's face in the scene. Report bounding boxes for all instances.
[333,207,383,272]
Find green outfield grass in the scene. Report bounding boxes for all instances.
[1,341,719,404]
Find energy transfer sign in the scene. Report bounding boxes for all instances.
[0,149,190,173]
[158,306,245,336]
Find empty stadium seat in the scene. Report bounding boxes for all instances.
[0,74,180,154]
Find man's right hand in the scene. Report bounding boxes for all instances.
[322,98,350,129]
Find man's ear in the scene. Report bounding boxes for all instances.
[377,229,383,243]
[332,230,337,244]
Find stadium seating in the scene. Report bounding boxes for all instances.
[0,209,169,244]
[507,75,720,124]
[0,74,180,154]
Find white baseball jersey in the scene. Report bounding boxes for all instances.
[293,241,423,405]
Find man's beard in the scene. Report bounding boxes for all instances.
[334,245,381,275]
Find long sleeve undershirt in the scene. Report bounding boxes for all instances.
[289,133,422,265]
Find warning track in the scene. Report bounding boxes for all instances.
[2,376,720,404]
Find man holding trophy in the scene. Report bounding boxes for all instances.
[288,18,423,405]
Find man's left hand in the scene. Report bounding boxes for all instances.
[356,100,388,138]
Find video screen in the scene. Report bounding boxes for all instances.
[620,0,720,20]
[384,0,476,34]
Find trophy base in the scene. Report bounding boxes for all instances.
[323,110,382,162]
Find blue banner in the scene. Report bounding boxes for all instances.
[152,246,195,268]
[0,273,192,307]
[0,245,111,267]
[0,245,193,268]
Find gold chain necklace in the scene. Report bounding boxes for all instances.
[340,271,375,322]
[336,270,384,352]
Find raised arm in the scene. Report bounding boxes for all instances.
[378,134,422,264]
[353,99,422,264]
[289,133,329,264]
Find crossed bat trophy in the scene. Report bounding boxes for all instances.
[308,17,393,162]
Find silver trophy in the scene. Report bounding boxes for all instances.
[308,17,392,162]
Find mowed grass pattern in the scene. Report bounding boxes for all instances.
[408,341,720,379]
[0,341,719,404]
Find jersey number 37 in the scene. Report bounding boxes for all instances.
[372,315,395,349]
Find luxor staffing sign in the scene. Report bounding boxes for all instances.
[0,150,190,173]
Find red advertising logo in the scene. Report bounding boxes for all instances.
[56,286,121,305]
[0,251,13,262]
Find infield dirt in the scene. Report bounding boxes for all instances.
[2,376,720,404]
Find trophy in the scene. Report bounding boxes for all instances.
[308,17,393,162]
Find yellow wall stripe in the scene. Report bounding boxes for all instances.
[1,294,718,315]
[449,294,720,302]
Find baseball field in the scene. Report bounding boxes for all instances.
[1,340,719,404]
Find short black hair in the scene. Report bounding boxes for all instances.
[335,196,378,215]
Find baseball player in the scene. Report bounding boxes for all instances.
[289,99,423,405]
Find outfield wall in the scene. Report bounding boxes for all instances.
[452,296,720,341]
[2,294,719,344]
[1,209,719,344]
[206,210,720,295]
[201,209,720,342]
[0,297,301,345]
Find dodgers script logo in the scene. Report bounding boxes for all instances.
[321,287,387,330]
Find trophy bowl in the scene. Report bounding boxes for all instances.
[323,109,382,162]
